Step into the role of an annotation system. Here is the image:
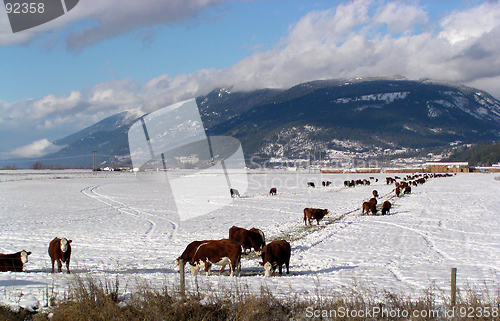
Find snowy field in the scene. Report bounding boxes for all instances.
[1,169,500,311]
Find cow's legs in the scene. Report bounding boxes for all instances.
[205,262,212,276]
[51,259,55,273]
[66,259,71,274]
[57,259,63,273]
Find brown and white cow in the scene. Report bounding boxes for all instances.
[269,187,277,195]
[176,240,211,272]
[48,237,72,273]
[229,226,265,255]
[303,208,330,225]
[372,190,379,198]
[190,239,241,276]
[260,240,291,277]
[0,250,31,272]
[381,200,392,215]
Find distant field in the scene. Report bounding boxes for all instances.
[1,170,499,313]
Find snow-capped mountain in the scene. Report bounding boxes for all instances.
[41,77,500,166]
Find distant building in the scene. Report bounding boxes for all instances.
[424,161,469,173]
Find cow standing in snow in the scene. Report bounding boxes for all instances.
[48,237,72,273]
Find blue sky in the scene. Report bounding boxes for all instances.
[1,0,500,160]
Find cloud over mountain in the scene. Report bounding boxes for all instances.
[3,1,500,158]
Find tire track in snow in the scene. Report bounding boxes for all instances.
[370,220,452,261]
[81,185,178,240]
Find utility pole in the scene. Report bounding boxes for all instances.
[92,151,97,174]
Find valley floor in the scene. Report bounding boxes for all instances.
[1,169,499,311]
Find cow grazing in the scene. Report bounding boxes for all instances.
[303,208,329,225]
[230,188,240,198]
[404,186,412,194]
[372,190,379,198]
[395,187,402,197]
[307,182,315,188]
[48,237,72,274]
[260,240,291,277]
[269,187,277,195]
[0,250,31,272]
[177,240,214,270]
[381,201,392,215]
[369,197,377,205]
[229,226,265,255]
[362,201,377,215]
[190,239,241,276]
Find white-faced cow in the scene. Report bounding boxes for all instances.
[372,190,379,198]
[269,187,277,195]
[229,226,265,255]
[190,239,241,276]
[177,240,229,273]
[303,208,329,225]
[0,250,31,272]
[260,240,291,277]
[48,237,72,273]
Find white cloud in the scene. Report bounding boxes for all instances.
[0,0,226,50]
[3,0,500,158]
[30,90,83,119]
[439,1,500,44]
[6,139,64,158]
[373,2,428,34]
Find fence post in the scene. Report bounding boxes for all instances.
[180,259,185,297]
[451,267,457,306]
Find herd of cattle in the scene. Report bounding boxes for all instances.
[176,226,290,277]
[0,237,72,273]
[1,173,454,277]
[361,173,454,216]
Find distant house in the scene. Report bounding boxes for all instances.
[424,161,469,173]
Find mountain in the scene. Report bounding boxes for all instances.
[39,77,500,167]
[446,141,500,166]
[40,111,141,166]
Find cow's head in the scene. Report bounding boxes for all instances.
[20,250,32,264]
[175,258,181,272]
[190,261,204,276]
[60,238,72,252]
[175,257,191,272]
[262,261,275,277]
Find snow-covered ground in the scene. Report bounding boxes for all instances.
[1,169,500,311]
